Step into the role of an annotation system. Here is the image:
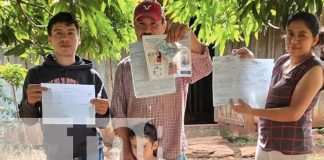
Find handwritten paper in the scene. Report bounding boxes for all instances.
[41,83,95,124]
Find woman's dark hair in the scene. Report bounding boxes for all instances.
[47,12,80,36]
[286,12,320,37]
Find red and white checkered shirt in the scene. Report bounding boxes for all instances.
[111,47,212,159]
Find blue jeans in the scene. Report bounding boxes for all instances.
[73,148,104,160]
[175,151,186,160]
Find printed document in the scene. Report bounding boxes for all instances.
[129,42,176,98]
[142,32,191,80]
[213,56,274,108]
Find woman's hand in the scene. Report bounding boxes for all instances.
[232,47,254,60]
[229,99,253,115]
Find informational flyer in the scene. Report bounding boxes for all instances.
[142,32,191,80]
[129,42,176,98]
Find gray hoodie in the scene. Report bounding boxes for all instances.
[19,54,109,159]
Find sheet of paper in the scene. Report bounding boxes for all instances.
[142,32,192,80]
[212,56,240,106]
[129,42,176,98]
[175,32,192,77]
[142,34,169,80]
[235,59,274,108]
[212,56,274,108]
[41,83,95,124]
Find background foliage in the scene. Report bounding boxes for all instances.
[0,0,323,59]
[164,0,323,55]
[0,63,27,119]
[0,0,138,63]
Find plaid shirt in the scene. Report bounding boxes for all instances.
[259,54,323,155]
[110,47,212,159]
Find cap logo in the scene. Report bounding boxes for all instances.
[143,4,152,10]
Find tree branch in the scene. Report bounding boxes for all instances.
[18,0,52,15]
[16,0,48,28]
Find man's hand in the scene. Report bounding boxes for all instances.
[27,84,48,107]
[166,22,204,55]
[232,47,254,60]
[166,22,188,44]
[90,98,109,115]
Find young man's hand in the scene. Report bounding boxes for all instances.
[90,98,109,115]
[27,84,48,107]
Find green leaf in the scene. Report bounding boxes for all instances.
[4,44,28,56]
[86,13,97,37]
[34,53,40,64]
[15,28,29,40]
[239,1,253,20]
[78,37,93,55]
[1,26,17,46]
[117,0,126,14]
[79,7,86,25]
[53,1,63,14]
[296,0,306,8]
[308,0,316,13]
[315,0,322,16]
[219,42,226,56]
[251,1,259,21]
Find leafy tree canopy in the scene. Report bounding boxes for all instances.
[0,0,323,61]
[164,0,323,54]
[0,0,138,62]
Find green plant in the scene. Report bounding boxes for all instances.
[221,129,257,146]
[224,135,257,146]
[0,63,27,119]
[0,63,31,159]
[231,137,257,146]
[0,63,27,88]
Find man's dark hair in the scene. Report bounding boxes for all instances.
[47,12,80,36]
[128,122,158,143]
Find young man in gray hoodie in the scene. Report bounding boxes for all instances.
[19,12,109,160]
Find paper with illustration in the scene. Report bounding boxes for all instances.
[212,56,274,108]
[41,83,95,124]
[129,42,176,98]
[142,32,191,80]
